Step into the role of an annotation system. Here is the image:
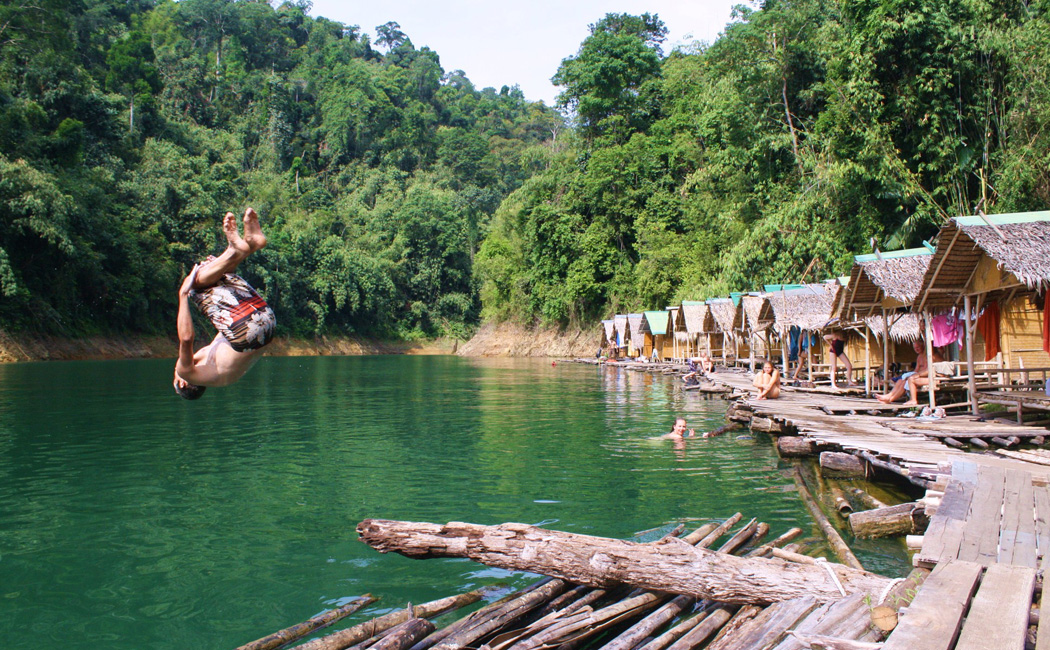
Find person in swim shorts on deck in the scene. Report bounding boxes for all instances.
[823,331,854,389]
[173,208,275,400]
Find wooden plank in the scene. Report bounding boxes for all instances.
[1000,471,1037,567]
[767,594,871,650]
[956,564,1037,650]
[1037,484,1050,572]
[705,597,818,650]
[1038,585,1050,650]
[917,477,977,566]
[957,466,1006,564]
[881,560,983,650]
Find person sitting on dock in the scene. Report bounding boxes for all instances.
[173,208,275,400]
[663,418,695,439]
[875,341,943,405]
[752,360,781,400]
[823,331,855,389]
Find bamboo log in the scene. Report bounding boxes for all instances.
[828,484,853,516]
[237,596,375,650]
[370,620,435,650]
[848,503,925,539]
[705,605,763,649]
[777,436,818,458]
[635,612,706,650]
[406,581,557,650]
[969,437,990,449]
[847,487,887,511]
[819,452,867,478]
[792,469,865,570]
[750,416,783,433]
[942,437,966,449]
[357,519,891,604]
[664,607,736,650]
[595,595,694,650]
[745,527,803,558]
[295,592,483,650]
[430,580,567,650]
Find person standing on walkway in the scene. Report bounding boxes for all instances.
[824,331,854,388]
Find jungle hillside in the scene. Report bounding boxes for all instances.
[2,0,1049,339]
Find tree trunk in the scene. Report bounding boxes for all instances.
[849,503,926,539]
[819,452,867,477]
[357,520,892,605]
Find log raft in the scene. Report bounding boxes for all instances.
[356,519,892,605]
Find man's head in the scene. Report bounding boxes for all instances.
[174,372,206,400]
[913,341,925,354]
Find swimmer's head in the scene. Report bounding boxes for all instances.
[671,418,688,435]
[174,373,206,400]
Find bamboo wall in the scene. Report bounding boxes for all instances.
[1002,296,1050,368]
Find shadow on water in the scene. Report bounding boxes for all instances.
[0,357,909,649]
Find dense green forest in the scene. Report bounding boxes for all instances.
[0,0,558,338]
[2,0,1050,339]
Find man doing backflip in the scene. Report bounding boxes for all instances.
[173,208,276,400]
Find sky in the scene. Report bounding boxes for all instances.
[307,0,745,106]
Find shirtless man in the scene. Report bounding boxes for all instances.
[876,341,943,405]
[173,208,275,400]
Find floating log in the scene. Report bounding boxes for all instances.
[429,580,566,650]
[636,612,705,650]
[942,437,966,449]
[848,502,925,539]
[296,592,483,650]
[357,519,892,604]
[792,469,864,570]
[1033,436,1046,445]
[371,619,435,650]
[969,438,990,449]
[705,604,763,649]
[991,436,1019,447]
[236,595,375,650]
[819,452,867,478]
[703,422,743,438]
[847,487,888,511]
[665,607,736,650]
[828,484,853,516]
[750,416,783,433]
[777,436,818,458]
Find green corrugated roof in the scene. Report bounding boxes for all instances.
[954,210,1050,227]
[854,247,932,263]
[730,292,744,307]
[763,284,805,293]
[643,310,670,335]
[681,300,706,306]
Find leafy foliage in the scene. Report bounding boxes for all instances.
[477,2,1050,325]
[0,0,559,337]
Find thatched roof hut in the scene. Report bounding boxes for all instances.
[708,298,743,333]
[917,211,1050,312]
[864,313,922,342]
[767,282,838,333]
[741,294,774,332]
[627,313,646,345]
[613,314,629,347]
[601,319,616,346]
[681,301,715,334]
[839,247,933,319]
[644,310,670,336]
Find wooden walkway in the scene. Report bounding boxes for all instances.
[709,370,1050,485]
[704,369,1050,649]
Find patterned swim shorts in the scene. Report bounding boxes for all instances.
[189,270,276,352]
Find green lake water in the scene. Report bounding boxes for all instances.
[0,356,910,649]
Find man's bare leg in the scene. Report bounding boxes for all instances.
[243,207,267,252]
[194,212,251,289]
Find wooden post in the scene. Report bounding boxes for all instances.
[780,328,789,377]
[807,332,814,384]
[882,308,890,396]
[749,331,756,373]
[863,324,871,397]
[964,294,978,416]
[924,314,936,409]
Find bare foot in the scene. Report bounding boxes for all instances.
[903,401,919,407]
[223,212,250,256]
[876,394,891,403]
[243,207,267,252]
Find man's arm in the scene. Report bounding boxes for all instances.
[175,271,198,378]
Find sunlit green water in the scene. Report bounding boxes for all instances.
[0,356,908,649]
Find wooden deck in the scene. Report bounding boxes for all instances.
[708,370,1050,485]
[704,368,1050,649]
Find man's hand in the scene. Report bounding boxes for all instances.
[179,265,199,297]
